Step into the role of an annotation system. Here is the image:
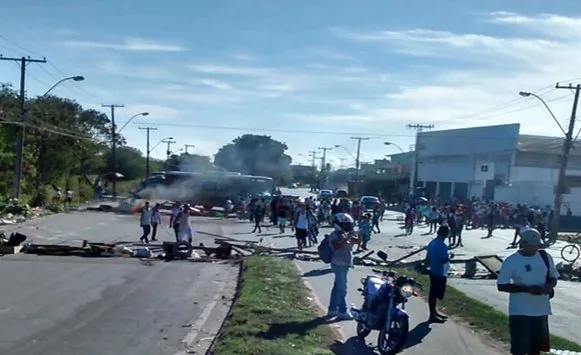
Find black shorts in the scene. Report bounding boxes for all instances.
[509,315,550,354]
[295,228,307,241]
[429,273,447,300]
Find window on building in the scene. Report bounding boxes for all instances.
[480,165,488,172]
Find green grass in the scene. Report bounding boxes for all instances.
[393,267,581,352]
[212,256,337,355]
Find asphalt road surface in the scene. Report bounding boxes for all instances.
[2,199,579,353]
[0,212,238,355]
[296,261,505,355]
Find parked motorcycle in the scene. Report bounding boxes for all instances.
[351,251,422,355]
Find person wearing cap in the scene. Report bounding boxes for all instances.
[425,225,452,323]
[497,228,559,355]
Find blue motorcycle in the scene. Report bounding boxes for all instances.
[351,252,421,355]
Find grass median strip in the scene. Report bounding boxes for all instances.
[212,256,337,355]
[394,267,581,352]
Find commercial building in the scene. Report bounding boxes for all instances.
[417,123,581,212]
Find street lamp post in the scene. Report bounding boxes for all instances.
[42,76,85,97]
[384,141,405,154]
[118,112,149,134]
[519,89,579,243]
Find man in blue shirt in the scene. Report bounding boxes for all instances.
[426,225,451,323]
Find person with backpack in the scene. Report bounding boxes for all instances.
[321,212,359,320]
[497,228,559,355]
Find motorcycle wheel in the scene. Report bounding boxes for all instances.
[377,317,409,355]
[356,321,371,339]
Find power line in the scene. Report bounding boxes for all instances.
[126,121,568,140]
[0,35,101,102]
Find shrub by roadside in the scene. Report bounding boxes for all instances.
[211,256,337,355]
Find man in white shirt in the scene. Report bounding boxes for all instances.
[497,228,559,355]
[140,201,152,244]
[169,202,182,242]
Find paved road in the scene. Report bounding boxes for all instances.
[2,205,578,352]
[376,211,581,342]
[296,261,505,355]
[0,212,238,355]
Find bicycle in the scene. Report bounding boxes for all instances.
[560,236,581,264]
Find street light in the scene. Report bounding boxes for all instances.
[384,141,405,154]
[519,92,566,135]
[12,75,86,198]
[334,144,356,160]
[118,112,149,134]
[520,89,572,244]
[42,76,84,97]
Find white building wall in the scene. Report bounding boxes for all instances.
[495,166,581,214]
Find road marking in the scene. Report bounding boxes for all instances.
[173,281,226,355]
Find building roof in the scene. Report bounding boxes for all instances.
[517,134,569,156]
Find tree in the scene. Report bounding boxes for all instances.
[0,84,19,195]
[214,134,292,183]
[104,146,147,181]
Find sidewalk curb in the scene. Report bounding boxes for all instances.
[293,261,348,343]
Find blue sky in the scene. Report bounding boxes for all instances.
[1,0,581,168]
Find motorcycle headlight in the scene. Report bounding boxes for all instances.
[399,284,414,298]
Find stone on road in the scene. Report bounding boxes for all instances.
[296,261,504,355]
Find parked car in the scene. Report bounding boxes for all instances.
[335,189,348,198]
[317,189,334,200]
[360,196,380,212]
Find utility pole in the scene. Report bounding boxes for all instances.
[318,147,333,189]
[184,144,195,154]
[139,126,158,179]
[102,104,125,199]
[308,150,318,192]
[1,55,47,198]
[406,124,434,197]
[163,139,177,161]
[351,136,370,196]
[550,83,581,241]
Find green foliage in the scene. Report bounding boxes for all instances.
[0,197,32,217]
[212,256,336,355]
[214,134,292,183]
[103,146,147,181]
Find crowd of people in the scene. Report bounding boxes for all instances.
[237,194,389,251]
[401,197,564,248]
[135,190,562,354]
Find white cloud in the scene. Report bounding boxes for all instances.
[309,12,581,138]
[189,64,272,77]
[231,53,256,61]
[58,38,186,52]
[199,78,234,90]
[124,104,181,119]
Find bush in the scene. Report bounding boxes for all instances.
[0,197,32,217]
